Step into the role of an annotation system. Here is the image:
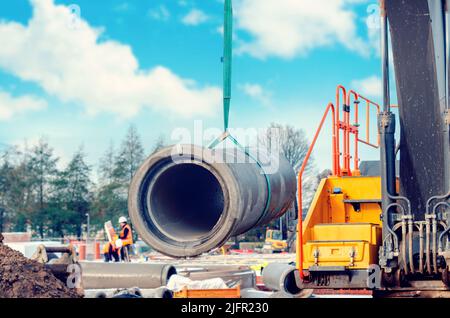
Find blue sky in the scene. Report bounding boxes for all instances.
[0,0,392,177]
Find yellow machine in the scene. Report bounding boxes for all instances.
[287,0,450,294]
[263,229,287,253]
[302,176,382,269]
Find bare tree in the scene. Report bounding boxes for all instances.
[259,122,314,173]
[259,123,318,232]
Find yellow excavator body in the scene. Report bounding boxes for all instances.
[301,176,382,270]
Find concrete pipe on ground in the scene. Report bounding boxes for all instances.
[183,268,256,289]
[84,287,173,299]
[128,144,296,258]
[79,262,176,290]
[262,263,301,295]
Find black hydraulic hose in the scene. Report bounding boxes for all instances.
[381,2,390,113]
[384,203,405,254]
[426,219,432,274]
[439,227,450,252]
[426,192,450,216]
[433,201,450,253]
[426,193,450,273]
[379,114,405,256]
[408,218,414,273]
[419,222,424,273]
[379,1,401,262]
[433,217,438,274]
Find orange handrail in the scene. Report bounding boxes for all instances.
[357,94,381,149]
[297,102,336,279]
[296,85,380,280]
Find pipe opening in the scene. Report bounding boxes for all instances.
[164,266,177,284]
[150,163,225,241]
[284,271,301,295]
[160,289,174,299]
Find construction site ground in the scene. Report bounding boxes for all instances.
[0,242,80,298]
[145,252,295,268]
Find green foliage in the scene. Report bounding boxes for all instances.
[0,125,149,239]
[92,125,145,231]
[113,125,145,185]
[51,146,92,238]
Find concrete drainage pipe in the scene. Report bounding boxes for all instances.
[128,144,296,258]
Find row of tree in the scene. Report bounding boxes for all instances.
[0,125,154,238]
[0,123,317,241]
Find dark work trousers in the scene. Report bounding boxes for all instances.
[120,245,131,262]
[104,245,120,262]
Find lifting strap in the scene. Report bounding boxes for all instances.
[208,0,272,226]
[222,0,232,132]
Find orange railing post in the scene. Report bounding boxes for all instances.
[336,85,346,176]
[347,90,359,174]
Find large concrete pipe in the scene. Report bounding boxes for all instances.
[79,262,177,289]
[262,263,301,295]
[128,144,296,258]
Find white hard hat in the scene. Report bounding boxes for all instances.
[118,216,127,223]
[115,239,123,248]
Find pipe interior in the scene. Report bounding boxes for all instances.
[150,163,225,241]
[284,271,301,295]
[165,266,177,283]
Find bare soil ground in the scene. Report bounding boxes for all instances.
[0,233,81,298]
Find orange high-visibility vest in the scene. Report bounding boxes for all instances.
[103,241,118,253]
[102,243,110,254]
[119,224,133,246]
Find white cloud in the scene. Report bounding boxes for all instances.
[113,2,133,13]
[216,26,224,35]
[148,5,171,21]
[0,0,221,118]
[234,0,369,59]
[351,76,382,98]
[0,90,47,120]
[13,136,70,169]
[182,9,209,26]
[239,83,271,106]
[365,2,381,55]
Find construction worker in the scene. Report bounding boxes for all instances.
[103,235,120,262]
[117,216,133,262]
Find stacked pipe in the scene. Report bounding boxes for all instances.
[128,144,296,258]
[79,262,177,290]
[262,263,301,295]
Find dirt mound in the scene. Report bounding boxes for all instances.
[0,234,81,298]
